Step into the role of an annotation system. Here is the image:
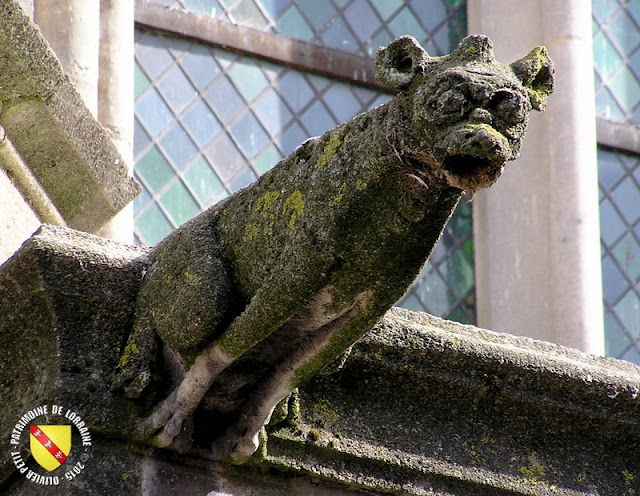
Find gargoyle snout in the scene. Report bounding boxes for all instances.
[470,108,492,125]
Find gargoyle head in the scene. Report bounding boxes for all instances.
[376,35,554,190]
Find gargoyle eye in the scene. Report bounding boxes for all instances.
[488,89,526,123]
[436,89,470,118]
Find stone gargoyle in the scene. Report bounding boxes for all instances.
[111,35,553,461]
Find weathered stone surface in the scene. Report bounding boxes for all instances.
[110,34,554,460]
[0,0,140,231]
[264,308,640,495]
[0,225,150,487]
[1,225,639,494]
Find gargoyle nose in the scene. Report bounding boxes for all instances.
[470,108,492,124]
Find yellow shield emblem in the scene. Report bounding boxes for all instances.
[29,425,71,472]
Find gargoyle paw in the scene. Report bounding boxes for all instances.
[151,392,190,448]
[110,365,152,399]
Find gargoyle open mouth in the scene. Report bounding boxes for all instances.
[439,124,511,191]
[442,153,504,191]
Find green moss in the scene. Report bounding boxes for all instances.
[118,342,138,368]
[243,222,260,242]
[315,129,344,169]
[282,191,305,230]
[183,271,200,286]
[331,182,347,206]
[355,179,367,191]
[312,399,340,425]
[256,190,280,220]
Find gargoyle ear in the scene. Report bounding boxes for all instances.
[376,36,429,90]
[510,46,554,111]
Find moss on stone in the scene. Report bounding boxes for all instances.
[282,190,305,231]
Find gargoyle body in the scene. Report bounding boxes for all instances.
[112,35,553,461]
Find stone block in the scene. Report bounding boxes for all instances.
[0,0,140,232]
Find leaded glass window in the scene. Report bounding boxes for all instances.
[594,0,640,363]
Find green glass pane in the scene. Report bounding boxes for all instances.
[229,60,269,102]
[276,5,314,42]
[184,158,224,204]
[159,181,199,226]
[593,0,620,23]
[134,63,150,98]
[595,87,625,121]
[593,32,623,79]
[136,147,174,193]
[446,249,474,299]
[447,305,470,325]
[462,237,474,260]
[184,0,221,15]
[136,203,173,246]
[448,202,472,240]
[604,310,631,358]
[228,0,269,29]
[607,10,640,57]
[608,65,640,113]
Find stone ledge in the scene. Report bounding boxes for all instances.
[1,225,639,495]
[262,309,640,494]
[0,1,140,232]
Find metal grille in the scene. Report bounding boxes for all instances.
[593,0,640,123]
[147,0,467,57]
[133,1,474,323]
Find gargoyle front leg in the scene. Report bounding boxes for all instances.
[151,262,325,448]
[210,288,374,461]
[152,345,233,446]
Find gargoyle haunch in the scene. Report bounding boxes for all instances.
[111,35,553,461]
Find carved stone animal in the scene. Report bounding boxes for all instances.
[111,35,553,461]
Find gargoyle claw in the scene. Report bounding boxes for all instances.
[150,391,190,448]
[110,367,151,399]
